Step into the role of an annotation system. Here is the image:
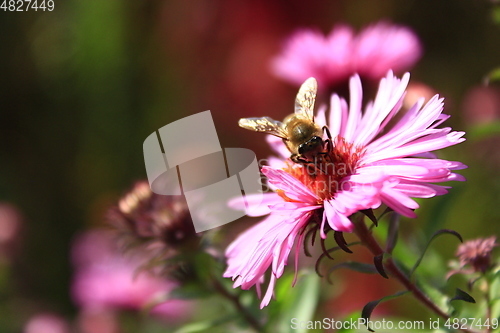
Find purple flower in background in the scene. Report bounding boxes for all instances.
[0,202,23,263]
[23,313,70,333]
[271,22,422,88]
[457,236,497,273]
[71,230,190,319]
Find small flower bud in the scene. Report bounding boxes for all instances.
[108,181,198,252]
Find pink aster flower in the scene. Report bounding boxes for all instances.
[272,22,422,88]
[71,230,190,319]
[224,71,466,308]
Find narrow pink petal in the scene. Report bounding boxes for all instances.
[292,228,306,286]
[228,193,281,217]
[343,75,363,142]
[364,131,465,164]
[366,95,444,154]
[392,182,438,198]
[267,156,287,170]
[262,166,318,202]
[380,185,419,218]
[324,200,354,232]
[320,210,328,239]
[260,273,276,308]
[315,105,327,128]
[372,158,467,170]
[269,202,321,213]
[255,280,262,299]
[357,163,430,177]
[333,184,380,212]
[224,209,310,308]
[392,181,450,198]
[412,152,437,158]
[328,94,343,137]
[355,72,410,146]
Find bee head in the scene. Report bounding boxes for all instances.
[297,136,324,158]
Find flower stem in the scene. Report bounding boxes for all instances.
[211,276,264,333]
[484,279,492,333]
[353,218,480,333]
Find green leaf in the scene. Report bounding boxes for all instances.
[172,314,237,333]
[327,262,378,283]
[276,270,321,333]
[491,271,500,321]
[410,229,463,278]
[489,270,500,301]
[361,291,410,332]
[169,282,213,300]
[386,213,400,254]
[417,275,451,314]
[338,312,361,333]
[493,5,500,25]
[485,66,500,83]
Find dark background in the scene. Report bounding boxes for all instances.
[0,0,499,330]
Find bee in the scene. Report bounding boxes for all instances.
[238,77,331,164]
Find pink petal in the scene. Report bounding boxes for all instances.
[228,192,281,217]
[262,166,318,203]
[323,200,354,232]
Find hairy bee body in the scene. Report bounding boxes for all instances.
[282,114,323,162]
[238,77,330,164]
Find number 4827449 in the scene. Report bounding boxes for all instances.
[1,0,54,11]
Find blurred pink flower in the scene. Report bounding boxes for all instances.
[403,82,438,111]
[225,71,466,308]
[107,180,199,265]
[462,85,500,125]
[24,313,70,333]
[76,308,120,333]
[447,236,498,279]
[271,22,422,88]
[456,236,497,273]
[71,230,190,319]
[0,202,23,263]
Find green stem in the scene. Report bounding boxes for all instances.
[211,277,264,333]
[485,279,492,333]
[353,218,480,333]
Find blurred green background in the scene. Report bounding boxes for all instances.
[0,0,499,331]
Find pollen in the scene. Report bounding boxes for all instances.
[283,136,364,200]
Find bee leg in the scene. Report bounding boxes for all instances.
[291,154,310,164]
[322,126,333,154]
[323,125,333,140]
[292,154,324,176]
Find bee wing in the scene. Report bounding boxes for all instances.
[294,77,317,121]
[238,117,288,139]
